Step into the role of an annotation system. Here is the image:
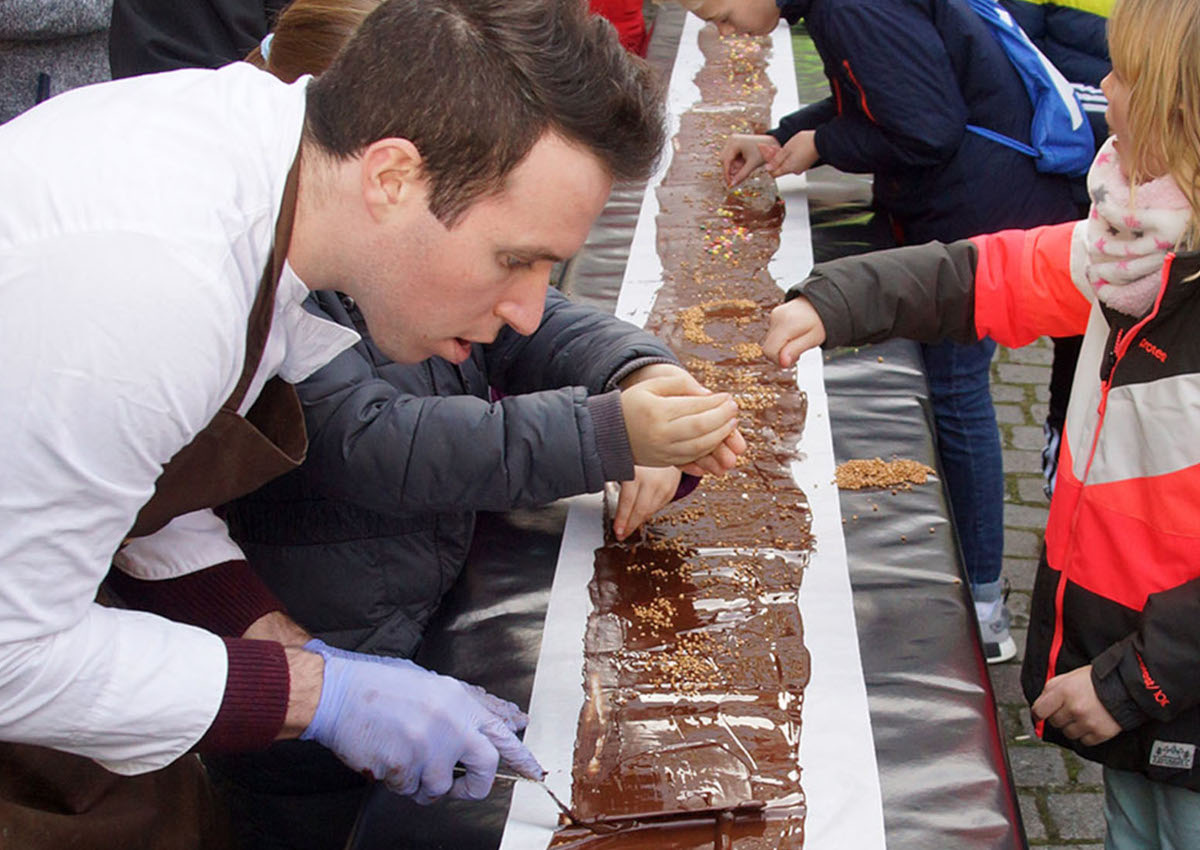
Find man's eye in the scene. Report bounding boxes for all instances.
[505,256,533,270]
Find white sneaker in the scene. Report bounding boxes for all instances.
[975,596,1017,664]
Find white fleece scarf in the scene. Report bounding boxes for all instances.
[1086,136,1191,316]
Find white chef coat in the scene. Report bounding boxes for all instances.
[0,63,358,773]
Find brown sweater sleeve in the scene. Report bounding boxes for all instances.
[193,637,290,752]
[105,559,286,637]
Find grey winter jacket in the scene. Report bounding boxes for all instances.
[0,0,112,124]
[224,287,676,657]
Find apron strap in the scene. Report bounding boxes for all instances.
[225,150,302,414]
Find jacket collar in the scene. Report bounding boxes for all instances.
[1155,250,1200,316]
[1101,249,1200,329]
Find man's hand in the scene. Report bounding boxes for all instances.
[613,466,682,540]
[1031,665,1122,747]
[761,130,819,179]
[299,639,528,732]
[721,133,779,186]
[296,643,543,804]
[620,373,740,467]
[763,297,827,368]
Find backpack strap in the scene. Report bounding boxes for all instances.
[965,123,1039,158]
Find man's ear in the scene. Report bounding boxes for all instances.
[360,138,425,221]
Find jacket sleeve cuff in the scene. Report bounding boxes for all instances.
[605,356,681,391]
[792,274,855,348]
[1091,639,1151,731]
[193,637,289,753]
[587,390,636,482]
[106,559,286,637]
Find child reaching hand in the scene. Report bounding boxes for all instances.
[765,0,1200,840]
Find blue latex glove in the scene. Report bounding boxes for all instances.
[300,641,544,803]
[303,639,528,733]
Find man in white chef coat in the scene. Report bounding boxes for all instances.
[0,0,744,843]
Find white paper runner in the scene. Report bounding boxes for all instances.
[501,16,885,849]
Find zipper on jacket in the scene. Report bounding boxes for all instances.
[1099,330,1119,384]
[1039,253,1176,731]
[1086,254,1174,476]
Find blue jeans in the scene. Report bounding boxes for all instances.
[1105,767,1200,849]
[920,338,1004,587]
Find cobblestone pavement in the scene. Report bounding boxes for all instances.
[989,337,1106,848]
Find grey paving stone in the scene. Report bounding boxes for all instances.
[989,660,1027,704]
[1019,793,1047,841]
[1016,475,1051,504]
[1000,705,1027,741]
[1046,792,1107,841]
[1010,425,1048,451]
[1012,623,1028,654]
[1004,527,1043,559]
[1011,745,1068,786]
[1008,344,1054,366]
[1069,754,1105,787]
[1030,401,1049,423]
[1008,705,1038,740]
[1003,448,1044,475]
[991,383,1028,403]
[1007,592,1031,622]
[1002,557,1039,591]
[1005,503,1050,530]
[995,403,1027,425]
[997,363,1054,385]
[1034,384,1050,402]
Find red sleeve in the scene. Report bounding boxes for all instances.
[970,221,1093,347]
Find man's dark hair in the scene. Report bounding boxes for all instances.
[305,0,665,226]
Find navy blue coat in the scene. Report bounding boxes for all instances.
[774,0,1078,243]
[1000,0,1110,88]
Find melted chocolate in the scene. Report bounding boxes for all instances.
[550,28,812,849]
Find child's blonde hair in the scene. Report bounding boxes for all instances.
[1109,0,1200,248]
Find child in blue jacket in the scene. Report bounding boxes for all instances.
[687,0,1078,661]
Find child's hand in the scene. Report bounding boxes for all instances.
[762,297,827,368]
[620,373,739,467]
[761,130,819,179]
[1031,665,1122,747]
[612,466,683,541]
[618,364,747,473]
[721,134,779,186]
[681,428,747,476]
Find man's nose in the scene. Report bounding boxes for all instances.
[496,269,549,336]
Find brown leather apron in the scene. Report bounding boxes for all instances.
[0,151,309,850]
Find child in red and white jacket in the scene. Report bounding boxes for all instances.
[763,0,1200,842]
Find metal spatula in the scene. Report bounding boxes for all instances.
[488,768,770,836]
